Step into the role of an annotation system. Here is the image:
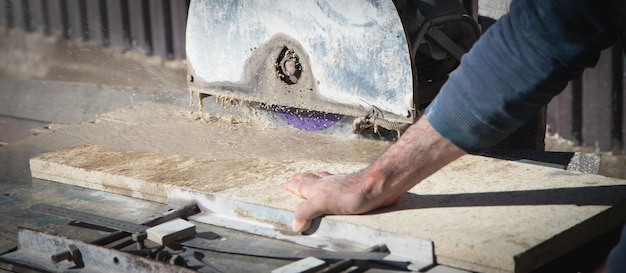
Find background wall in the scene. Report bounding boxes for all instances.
[478,0,625,153]
[0,0,189,59]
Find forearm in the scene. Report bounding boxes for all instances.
[284,115,465,232]
[362,116,465,203]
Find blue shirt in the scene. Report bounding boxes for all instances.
[425,0,619,153]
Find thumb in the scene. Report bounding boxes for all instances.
[292,200,324,233]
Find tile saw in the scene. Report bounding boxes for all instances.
[2,1,625,272]
[185,0,479,140]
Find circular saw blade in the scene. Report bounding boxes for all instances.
[271,105,344,131]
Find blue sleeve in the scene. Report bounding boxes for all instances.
[424,0,616,153]
[607,224,626,273]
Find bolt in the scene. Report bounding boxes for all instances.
[275,46,302,85]
[51,244,81,264]
[283,59,296,75]
[51,250,71,264]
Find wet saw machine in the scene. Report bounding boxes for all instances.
[186,0,480,140]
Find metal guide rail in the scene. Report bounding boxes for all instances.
[0,203,458,273]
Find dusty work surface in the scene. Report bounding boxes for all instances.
[24,102,626,273]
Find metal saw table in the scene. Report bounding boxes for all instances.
[0,100,470,273]
[1,99,625,273]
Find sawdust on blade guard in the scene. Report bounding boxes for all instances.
[271,105,344,131]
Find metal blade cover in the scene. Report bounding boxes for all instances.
[186,0,415,123]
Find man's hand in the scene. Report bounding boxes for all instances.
[284,171,399,232]
[284,116,467,233]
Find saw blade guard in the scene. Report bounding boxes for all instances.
[186,0,415,124]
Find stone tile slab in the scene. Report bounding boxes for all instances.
[26,102,626,273]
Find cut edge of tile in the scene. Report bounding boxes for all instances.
[30,157,168,204]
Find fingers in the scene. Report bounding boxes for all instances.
[284,172,331,198]
[288,172,331,181]
[284,171,334,232]
[291,215,311,233]
[292,200,324,233]
[284,177,307,198]
[312,171,332,178]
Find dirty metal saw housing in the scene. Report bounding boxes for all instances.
[186,0,479,134]
[186,0,415,126]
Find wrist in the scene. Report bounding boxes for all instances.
[360,159,405,205]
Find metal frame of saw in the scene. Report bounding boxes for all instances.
[186,0,416,125]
